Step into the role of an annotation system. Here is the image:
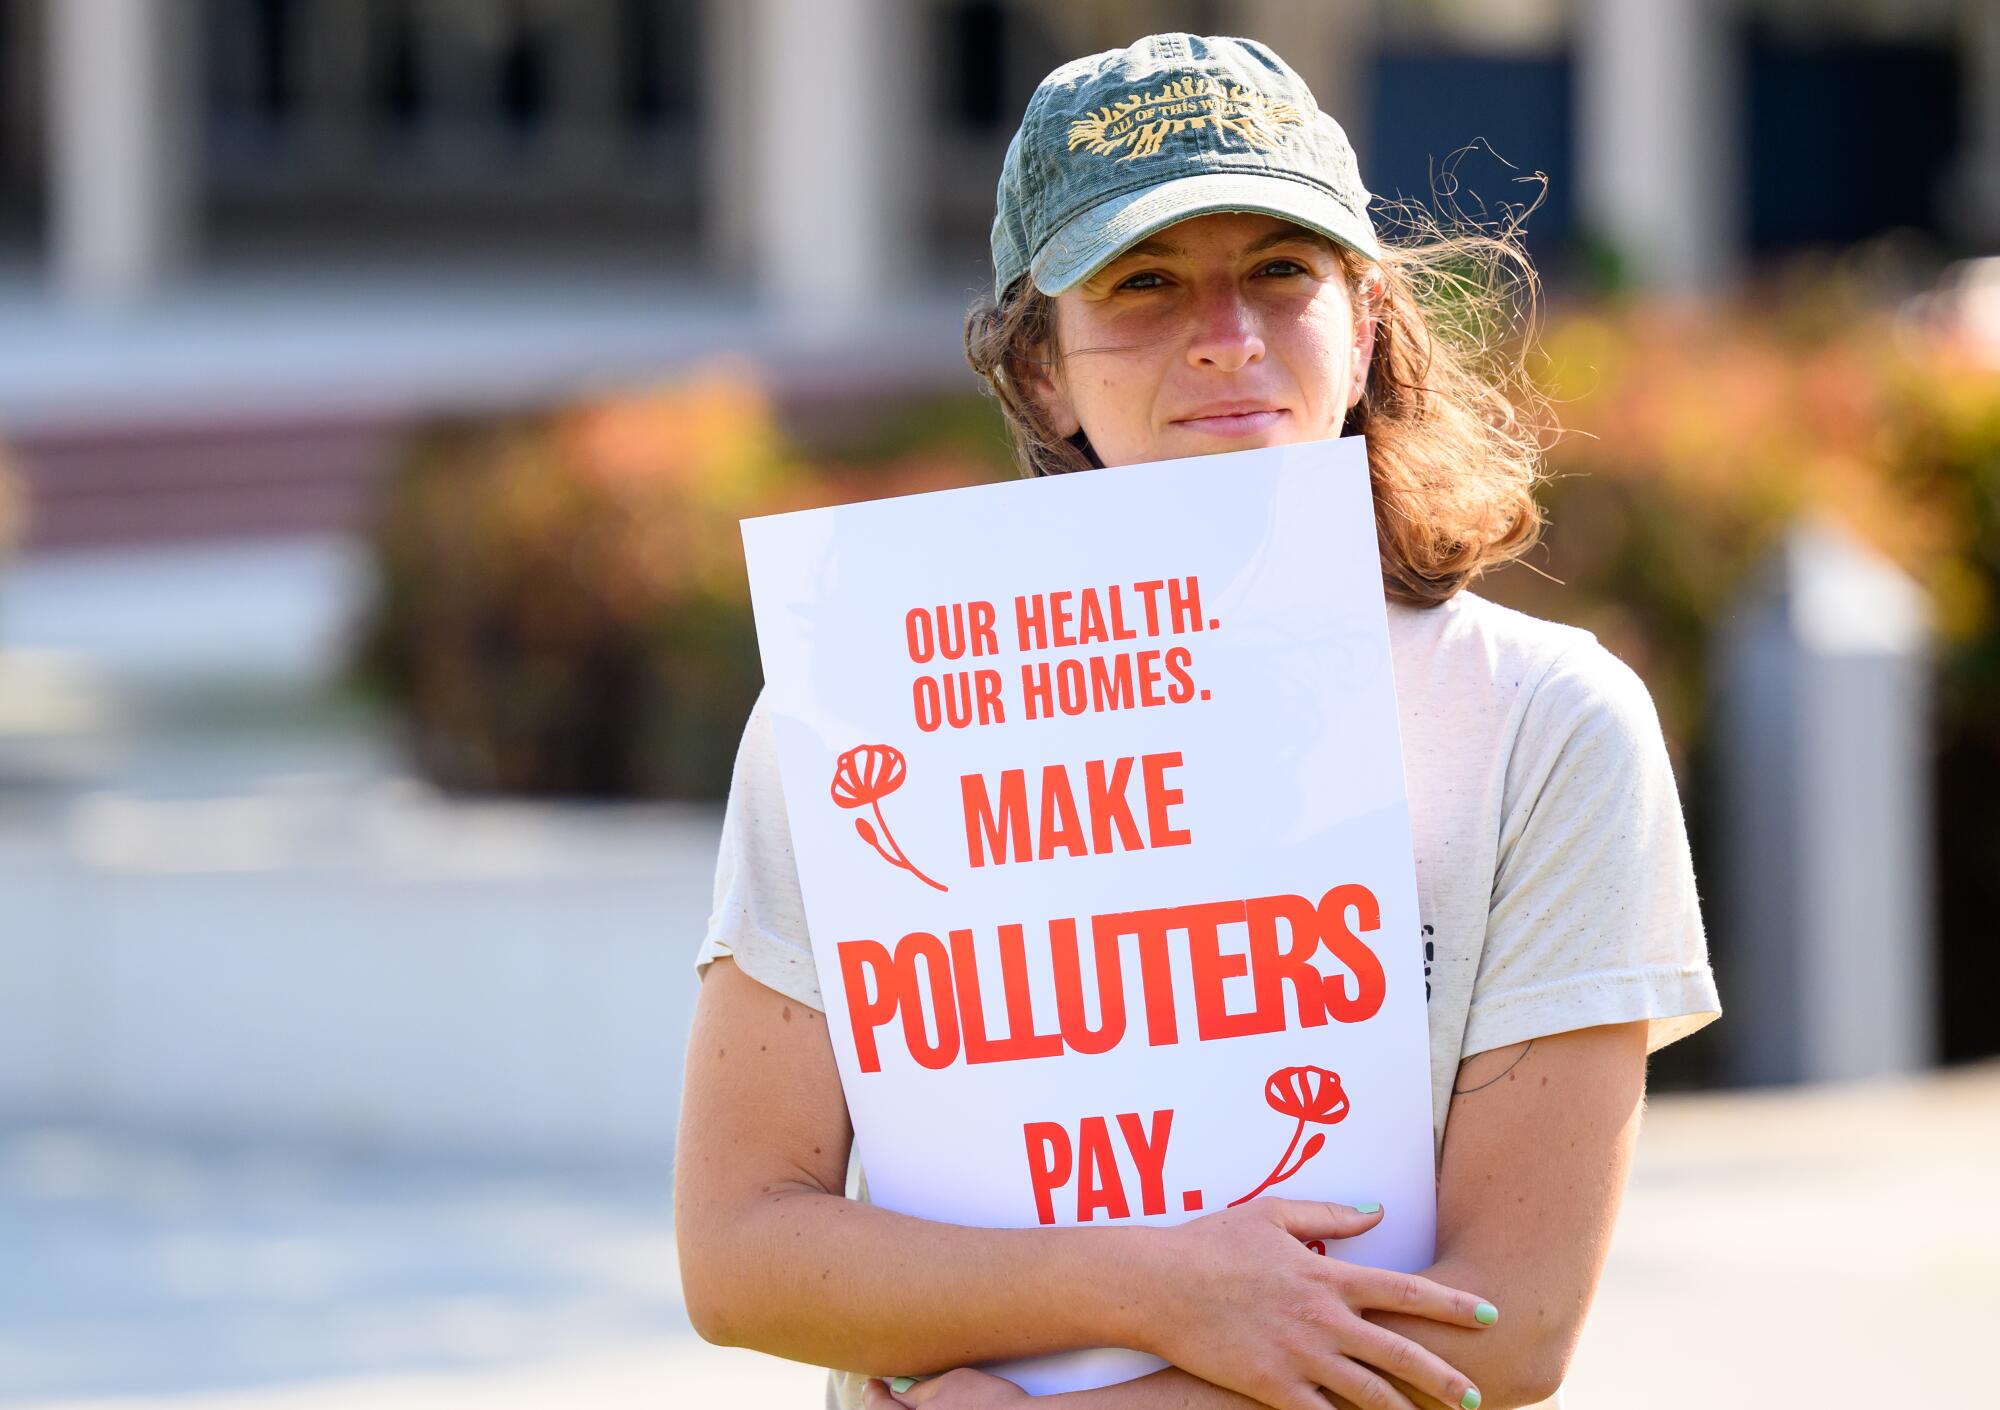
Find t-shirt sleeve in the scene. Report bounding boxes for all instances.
[1461,638,1722,1059]
[694,688,827,1011]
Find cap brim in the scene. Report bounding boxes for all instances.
[1030,172,1381,295]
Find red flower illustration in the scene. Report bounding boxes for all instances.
[830,743,947,892]
[1228,1065,1349,1206]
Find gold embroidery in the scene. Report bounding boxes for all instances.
[1067,76,1305,162]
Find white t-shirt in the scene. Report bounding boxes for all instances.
[693,587,1721,1410]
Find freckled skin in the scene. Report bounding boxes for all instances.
[1030,212,1380,469]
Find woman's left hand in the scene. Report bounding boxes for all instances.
[863,1369,1030,1410]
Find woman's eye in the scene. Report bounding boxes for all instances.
[1257,259,1309,278]
[1116,271,1167,291]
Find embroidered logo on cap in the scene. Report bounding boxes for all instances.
[1066,76,1305,162]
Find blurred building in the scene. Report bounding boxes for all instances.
[0,0,1995,548]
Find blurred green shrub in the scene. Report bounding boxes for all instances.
[355,367,999,798]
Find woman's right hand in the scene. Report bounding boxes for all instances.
[1133,1198,1497,1410]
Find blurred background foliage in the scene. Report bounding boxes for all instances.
[354,368,1005,798]
[353,260,2000,1066]
[1486,259,2000,1069]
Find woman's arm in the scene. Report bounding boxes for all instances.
[869,1019,1648,1410]
[674,956,1493,1402]
[675,957,1152,1373]
[1335,1019,1649,1409]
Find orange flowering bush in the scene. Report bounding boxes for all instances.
[355,367,1000,797]
[1478,271,2000,1066]
[1487,283,1998,752]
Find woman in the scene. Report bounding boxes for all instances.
[675,33,1720,1410]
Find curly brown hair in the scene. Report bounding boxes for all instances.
[964,196,1557,608]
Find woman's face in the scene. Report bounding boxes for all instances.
[1031,211,1379,468]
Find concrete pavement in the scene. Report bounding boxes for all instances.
[6,1059,1993,1409]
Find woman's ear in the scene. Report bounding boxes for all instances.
[1020,333,1082,439]
[1347,266,1383,410]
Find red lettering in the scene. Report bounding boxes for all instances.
[1186,899,1273,1040]
[912,676,941,732]
[1247,893,1328,1028]
[1015,594,1048,651]
[1116,910,1181,1046]
[1142,751,1192,848]
[1078,590,1109,645]
[948,928,1010,1065]
[1024,1122,1069,1226]
[1049,591,1075,647]
[1053,916,1127,1054]
[1087,652,1136,712]
[837,939,899,1074]
[1036,764,1087,859]
[896,932,960,1069]
[1106,587,1138,641]
[997,923,1065,1059]
[968,600,998,656]
[1133,579,1166,634]
[1136,649,1165,706]
[1055,658,1087,714]
[1075,1116,1130,1222]
[1117,1109,1174,1216]
[904,608,935,663]
[1168,576,1202,634]
[1318,883,1387,1022]
[975,668,1004,723]
[962,769,1029,867]
[1083,757,1143,853]
[1020,661,1053,719]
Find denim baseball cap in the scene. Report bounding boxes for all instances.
[991,33,1381,298]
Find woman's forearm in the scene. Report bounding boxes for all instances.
[683,1182,1162,1376]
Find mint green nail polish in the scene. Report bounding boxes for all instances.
[1460,1388,1482,1410]
[889,1377,918,1394]
[1474,1301,1499,1325]
[1353,1202,1381,1214]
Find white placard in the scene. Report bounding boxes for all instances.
[739,437,1435,1395]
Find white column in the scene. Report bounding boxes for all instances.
[1715,517,1935,1086]
[708,0,915,317]
[701,0,759,278]
[46,0,201,307]
[1575,0,1738,293]
[1947,0,2000,244]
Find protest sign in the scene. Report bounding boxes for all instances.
[739,436,1435,1394]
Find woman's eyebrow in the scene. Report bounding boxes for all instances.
[1241,229,1335,255]
[1116,237,1186,260]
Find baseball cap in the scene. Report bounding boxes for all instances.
[991,33,1381,298]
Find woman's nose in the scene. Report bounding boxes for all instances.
[1184,287,1265,372]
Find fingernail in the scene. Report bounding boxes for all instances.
[888,1377,918,1394]
[1474,1301,1499,1325]
[1352,1202,1381,1214]
[1460,1389,1482,1409]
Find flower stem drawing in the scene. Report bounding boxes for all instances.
[831,743,947,893]
[1228,1065,1350,1207]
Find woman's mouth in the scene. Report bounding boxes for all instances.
[1171,406,1289,438]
